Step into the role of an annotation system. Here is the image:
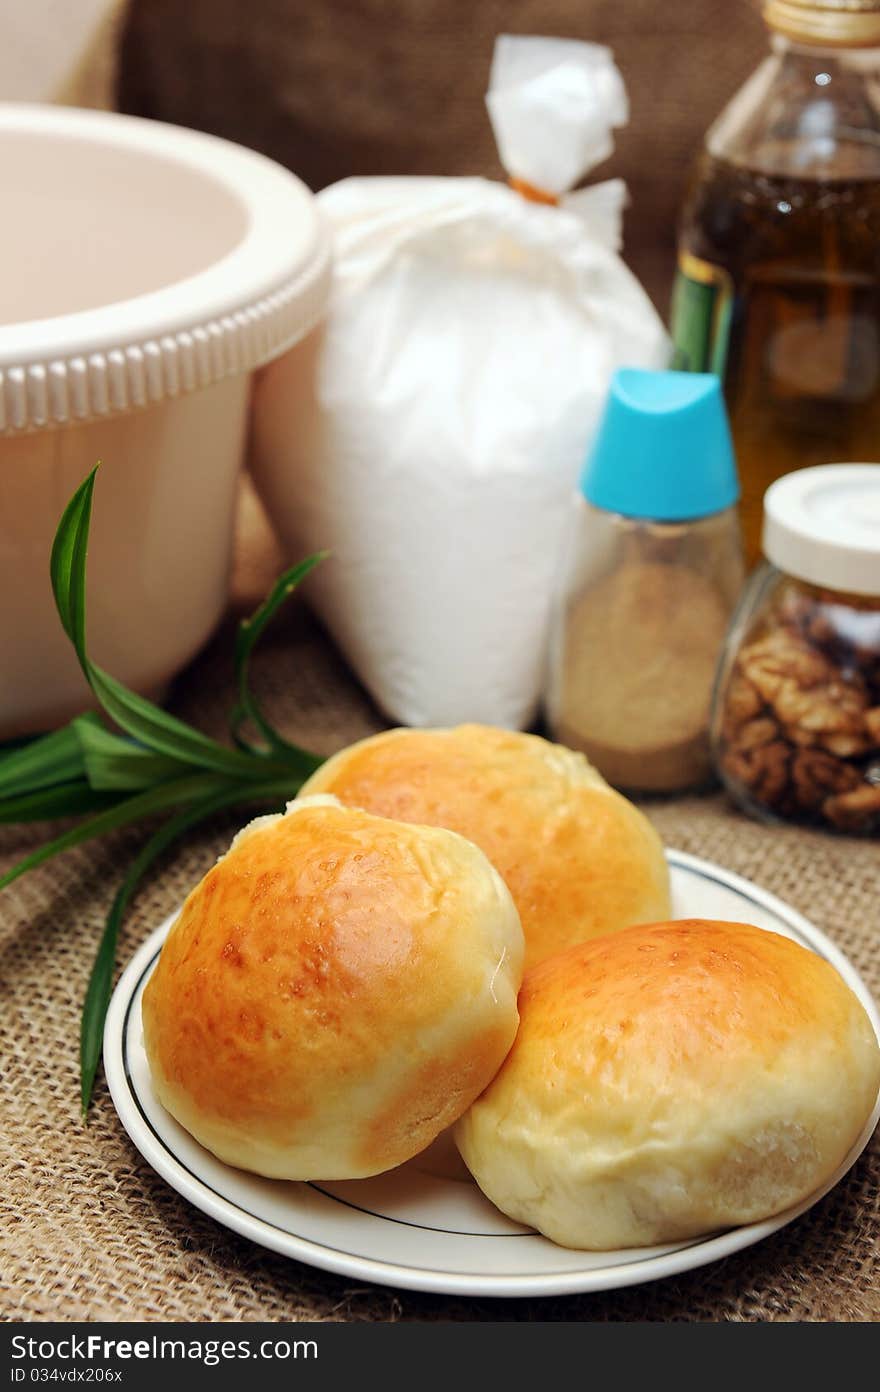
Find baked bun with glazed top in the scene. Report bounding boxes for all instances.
[299,724,670,970]
[455,919,880,1249]
[142,795,524,1180]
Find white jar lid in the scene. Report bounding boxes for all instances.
[762,464,880,597]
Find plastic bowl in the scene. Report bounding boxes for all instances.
[0,103,330,738]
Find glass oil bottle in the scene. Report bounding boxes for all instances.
[671,0,880,564]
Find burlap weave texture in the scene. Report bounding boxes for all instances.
[2,603,879,1323]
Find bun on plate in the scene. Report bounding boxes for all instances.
[454,919,880,1249]
[299,723,670,970]
[143,795,524,1180]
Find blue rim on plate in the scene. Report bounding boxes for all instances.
[103,849,880,1298]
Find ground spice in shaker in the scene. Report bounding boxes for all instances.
[548,370,744,793]
[558,557,732,790]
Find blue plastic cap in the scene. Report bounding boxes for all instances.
[581,368,740,521]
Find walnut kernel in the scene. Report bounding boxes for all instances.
[823,784,880,833]
[721,740,791,805]
[791,749,860,813]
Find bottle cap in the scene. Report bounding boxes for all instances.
[762,464,880,596]
[763,1,880,49]
[581,368,740,522]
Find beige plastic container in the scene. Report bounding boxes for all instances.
[0,104,330,738]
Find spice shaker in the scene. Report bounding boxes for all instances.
[711,464,880,834]
[547,368,744,793]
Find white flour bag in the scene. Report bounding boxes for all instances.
[251,35,669,728]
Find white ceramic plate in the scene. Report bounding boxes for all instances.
[104,850,880,1298]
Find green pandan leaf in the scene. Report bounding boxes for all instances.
[72,714,188,791]
[0,781,120,824]
[0,772,229,893]
[0,716,104,799]
[48,470,295,781]
[231,552,328,770]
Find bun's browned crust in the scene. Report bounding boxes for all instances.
[300,724,670,970]
[455,919,880,1249]
[143,796,523,1180]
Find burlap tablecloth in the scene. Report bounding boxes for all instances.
[2,504,879,1322]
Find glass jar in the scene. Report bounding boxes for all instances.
[711,464,880,833]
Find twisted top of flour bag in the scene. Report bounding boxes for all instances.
[486,35,629,199]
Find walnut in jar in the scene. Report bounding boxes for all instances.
[710,465,880,836]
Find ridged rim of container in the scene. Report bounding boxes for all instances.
[0,105,331,433]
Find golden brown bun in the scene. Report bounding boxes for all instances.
[299,724,670,970]
[142,795,524,1180]
[455,920,880,1250]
